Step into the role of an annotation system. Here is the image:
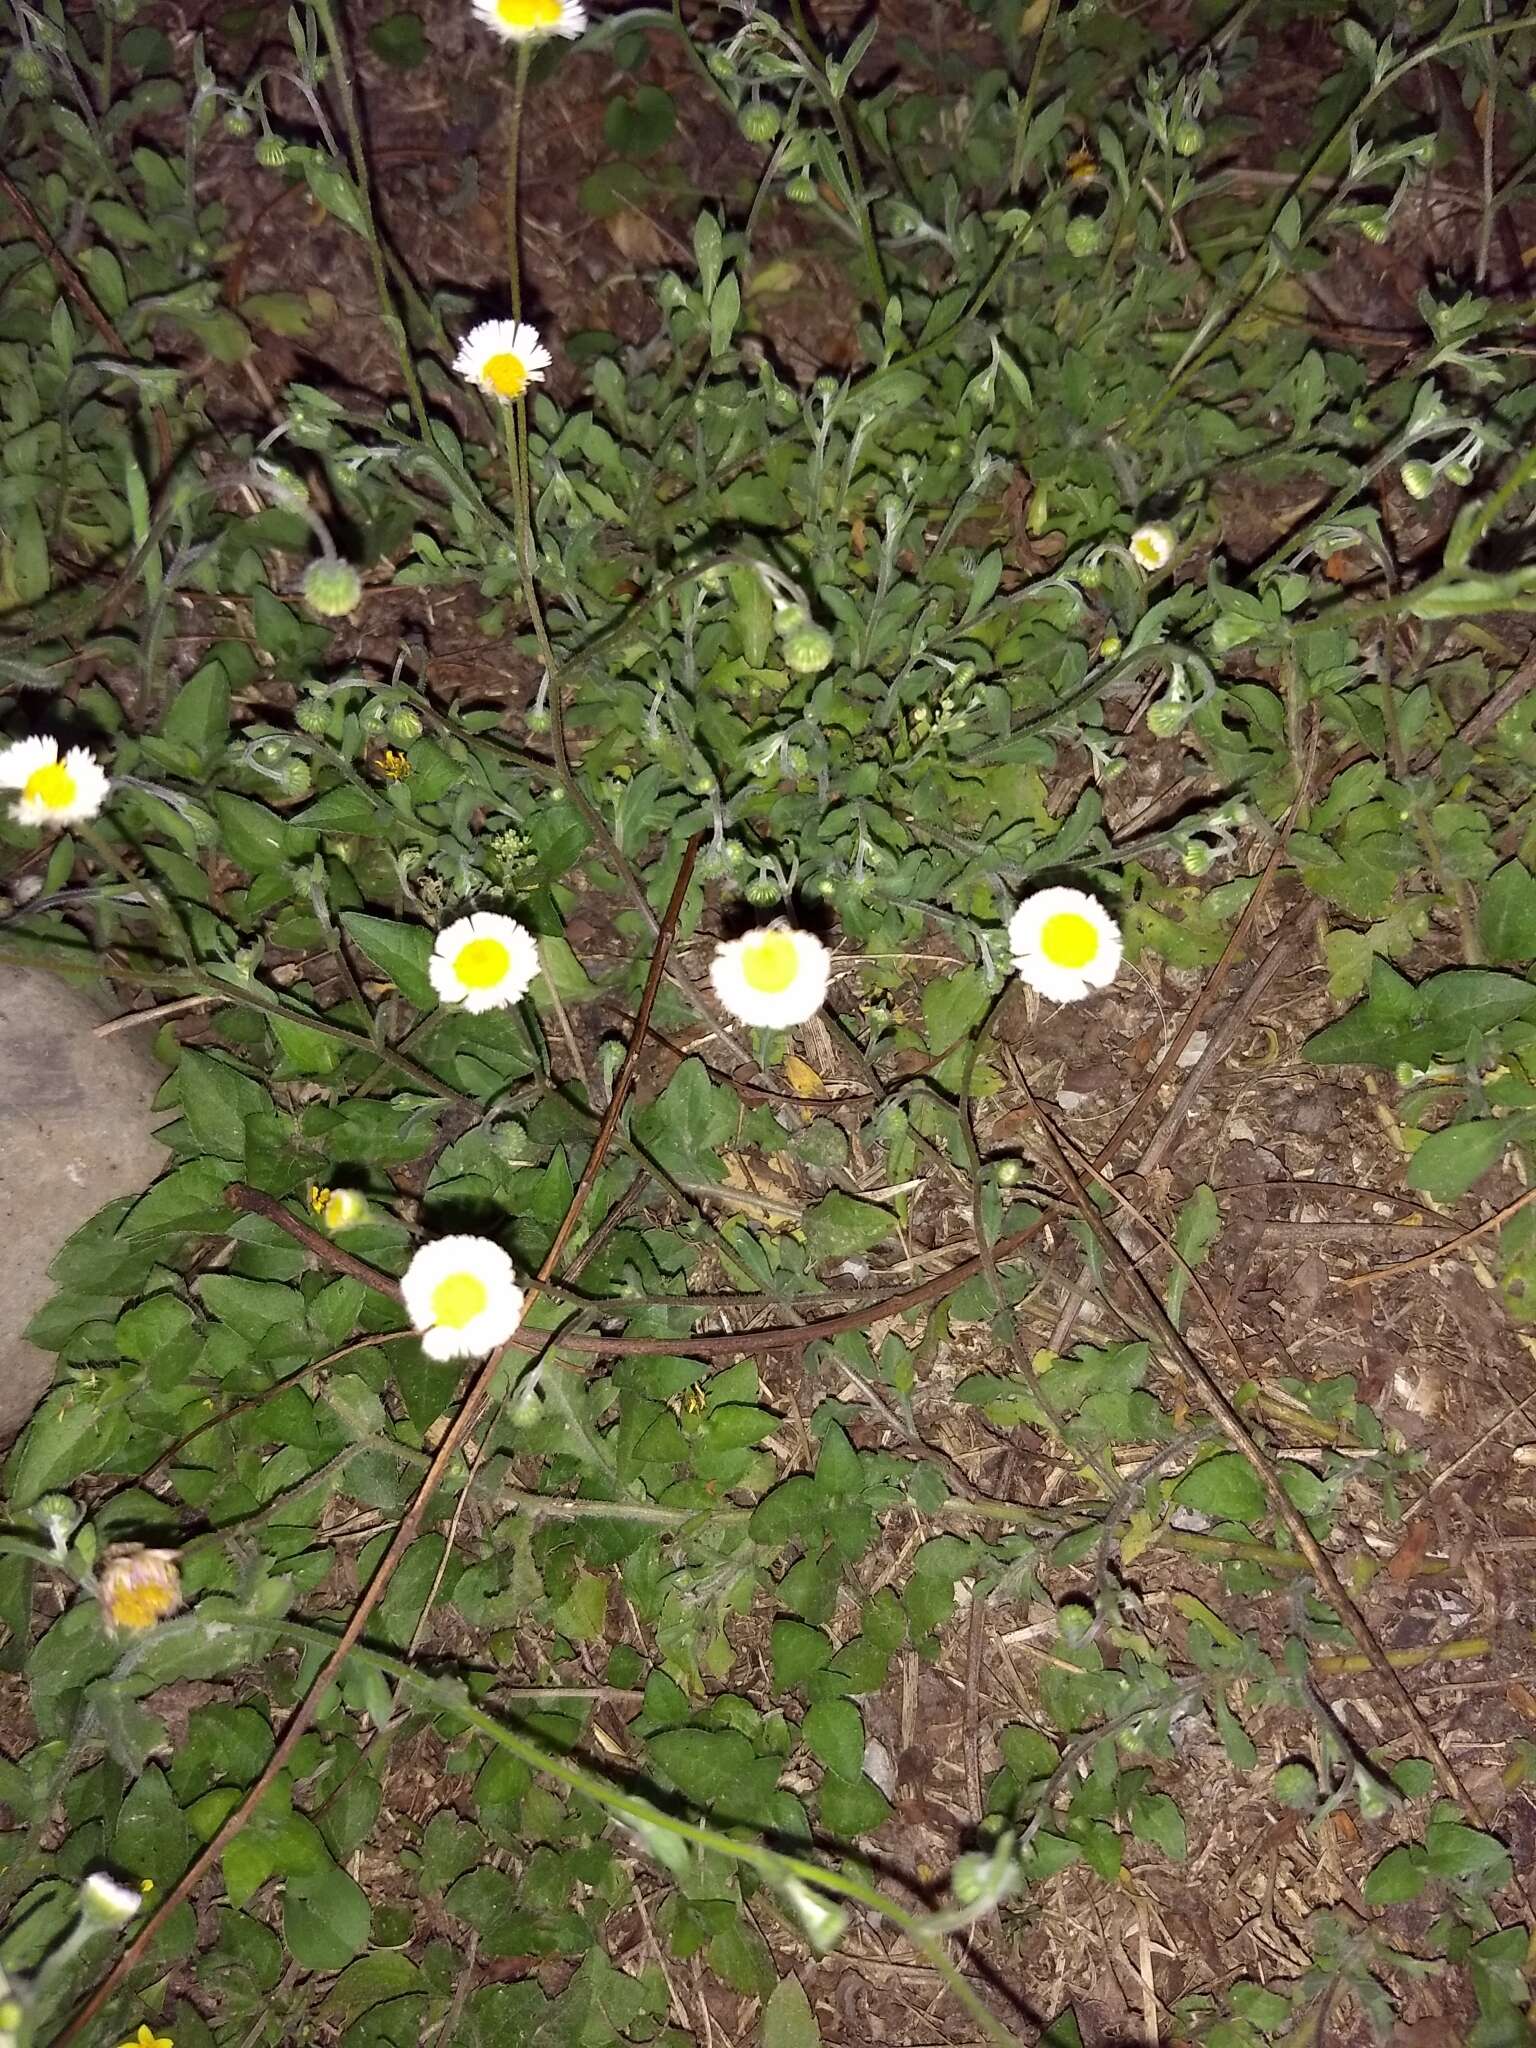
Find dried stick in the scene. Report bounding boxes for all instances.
[1343,1182,1536,1287]
[56,838,701,2046]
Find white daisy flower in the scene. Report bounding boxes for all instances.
[453,319,553,403]
[472,0,586,39]
[80,1872,144,1927]
[402,1235,525,1361]
[710,924,830,1029]
[1128,523,1176,573]
[0,736,110,828]
[1009,887,1121,1004]
[428,912,540,1013]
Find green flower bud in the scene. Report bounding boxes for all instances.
[1358,211,1389,244]
[786,172,818,204]
[1064,213,1103,257]
[301,556,362,617]
[773,604,809,638]
[740,101,780,143]
[509,1374,543,1428]
[526,708,551,734]
[783,623,834,675]
[14,49,49,93]
[1399,459,1435,502]
[1078,561,1103,590]
[1444,460,1473,488]
[387,705,423,743]
[1098,634,1122,660]
[723,840,747,866]
[1171,118,1203,156]
[359,698,389,733]
[1180,837,1214,875]
[295,697,329,735]
[705,46,733,78]
[995,1158,1024,1186]
[778,1879,848,1954]
[1355,1769,1394,1823]
[255,133,288,169]
[744,876,782,906]
[281,758,312,798]
[1146,697,1189,740]
[224,106,254,137]
[1057,1598,1094,1644]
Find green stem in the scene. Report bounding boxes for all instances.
[1005,0,1060,195]
[309,0,433,449]
[506,41,531,321]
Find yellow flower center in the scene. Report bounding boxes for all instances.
[740,932,800,995]
[454,936,512,989]
[107,1578,180,1632]
[24,760,76,811]
[494,0,562,28]
[482,350,530,398]
[323,1191,355,1231]
[431,1272,489,1329]
[1040,912,1099,969]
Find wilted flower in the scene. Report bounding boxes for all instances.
[1128,522,1176,572]
[96,1548,182,1633]
[81,1872,144,1927]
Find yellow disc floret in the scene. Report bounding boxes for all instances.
[740,931,800,994]
[431,1272,490,1330]
[454,936,512,989]
[1039,912,1100,970]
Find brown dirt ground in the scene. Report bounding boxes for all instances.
[8,0,1536,2042]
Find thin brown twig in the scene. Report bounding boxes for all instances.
[1342,1182,1536,1287]
[57,838,701,2047]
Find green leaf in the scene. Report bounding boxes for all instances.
[1167,1183,1220,1328]
[1128,1789,1186,1862]
[367,10,426,64]
[1362,1844,1427,1905]
[802,1191,896,1261]
[1172,1452,1265,1525]
[1480,860,1536,965]
[603,84,676,158]
[802,1699,863,1781]
[9,1387,127,1505]
[763,1974,821,2048]
[160,659,230,764]
[772,1621,832,1692]
[342,911,437,1010]
[285,1862,372,1970]
[1422,1819,1512,1890]
[817,1770,889,1837]
[1405,1119,1512,1202]
[749,1475,821,1548]
[177,1048,271,1162]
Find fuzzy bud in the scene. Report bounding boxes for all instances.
[740,101,779,143]
[1064,213,1103,257]
[255,133,288,169]
[786,172,818,204]
[295,697,330,735]
[281,758,312,798]
[782,623,834,675]
[1399,459,1436,502]
[1171,118,1203,156]
[301,557,362,617]
[387,705,423,743]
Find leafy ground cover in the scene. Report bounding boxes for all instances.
[3,0,1536,2042]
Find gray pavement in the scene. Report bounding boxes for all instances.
[0,970,165,1441]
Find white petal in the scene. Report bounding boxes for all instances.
[0,736,57,789]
